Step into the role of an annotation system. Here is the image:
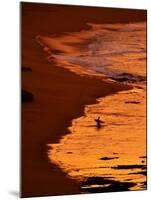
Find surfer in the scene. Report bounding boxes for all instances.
[95,116,103,128]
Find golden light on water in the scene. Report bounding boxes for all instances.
[44,22,146,192]
[49,83,146,191]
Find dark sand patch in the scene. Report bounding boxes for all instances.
[81,176,136,193]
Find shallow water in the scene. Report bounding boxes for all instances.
[49,83,146,192]
[37,22,146,192]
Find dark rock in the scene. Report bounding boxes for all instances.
[22,89,34,103]
[125,101,140,104]
[99,156,119,161]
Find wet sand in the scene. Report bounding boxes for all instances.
[21,2,146,197]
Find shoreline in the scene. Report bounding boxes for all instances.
[22,55,132,197]
[21,2,146,197]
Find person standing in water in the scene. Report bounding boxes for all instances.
[95,116,102,128]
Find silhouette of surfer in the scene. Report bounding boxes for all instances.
[95,116,103,128]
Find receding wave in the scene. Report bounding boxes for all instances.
[36,22,146,82]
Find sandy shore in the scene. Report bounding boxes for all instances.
[21,3,146,197]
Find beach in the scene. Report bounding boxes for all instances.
[21,3,146,197]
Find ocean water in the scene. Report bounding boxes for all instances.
[36,22,146,192]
